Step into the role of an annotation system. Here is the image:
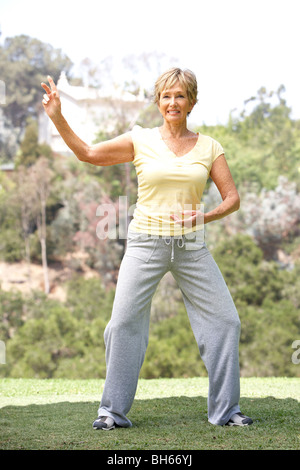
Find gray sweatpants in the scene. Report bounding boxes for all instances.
[98,230,241,426]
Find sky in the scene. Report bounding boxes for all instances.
[0,0,300,125]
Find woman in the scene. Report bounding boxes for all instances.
[41,68,253,428]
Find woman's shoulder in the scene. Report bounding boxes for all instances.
[197,131,218,144]
[131,125,158,134]
[196,132,225,161]
[131,125,159,143]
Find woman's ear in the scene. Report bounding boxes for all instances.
[189,100,196,113]
[187,100,196,116]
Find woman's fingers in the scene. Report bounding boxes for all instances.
[41,76,61,110]
[170,214,191,226]
[41,76,59,97]
[42,93,50,105]
[47,75,58,92]
[41,82,51,94]
[171,210,203,227]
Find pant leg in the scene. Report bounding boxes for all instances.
[171,241,241,425]
[98,233,168,427]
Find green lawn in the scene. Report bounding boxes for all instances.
[0,377,299,451]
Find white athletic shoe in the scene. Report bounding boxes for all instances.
[226,412,253,426]
[93,416,115,430]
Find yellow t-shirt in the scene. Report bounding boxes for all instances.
[129,126,224,236]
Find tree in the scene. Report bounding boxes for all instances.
[13,166,37,287]
[0,35,73,137]
[212,176,300,261]
[240,177,300,260]
[0,109,18,162]
[30,157,54,294]
[17,118,52,167]
[229,85,300,189]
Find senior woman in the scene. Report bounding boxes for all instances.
[41,68,252,429]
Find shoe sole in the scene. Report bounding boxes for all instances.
[226,419,253,426]
[93,425,115,431]
[227,422,252,426]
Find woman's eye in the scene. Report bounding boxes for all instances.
[161,94,185,99]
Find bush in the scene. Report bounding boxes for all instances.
[238,299,300,377]
[141,306,207,379]
[0,228,23,262]
[1,240,299,379]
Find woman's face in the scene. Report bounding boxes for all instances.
[158,81,194,124]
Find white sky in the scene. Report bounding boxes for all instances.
[1,0,300,125]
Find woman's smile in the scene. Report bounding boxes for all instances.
[158,82,194,124]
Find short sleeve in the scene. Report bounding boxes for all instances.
[130,125,143,159]
[211,138,225,163]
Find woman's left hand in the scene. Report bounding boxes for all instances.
[41,76,62,120]
[171,210,204,227]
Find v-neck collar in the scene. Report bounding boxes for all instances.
[156,127,200,158]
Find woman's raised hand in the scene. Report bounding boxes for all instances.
[41,76,61,119]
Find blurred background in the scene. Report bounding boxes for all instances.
[0,0,299,379]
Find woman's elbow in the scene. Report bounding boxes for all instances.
[77,145,93,164]
[226,191,240,213]
[233,193,240,212]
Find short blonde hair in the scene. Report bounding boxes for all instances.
[154,67,198,109]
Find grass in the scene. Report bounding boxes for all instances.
[0,377,299,451]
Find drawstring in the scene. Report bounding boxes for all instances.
[164,236,185,262]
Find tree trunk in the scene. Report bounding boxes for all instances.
[24,236,32,289]
[40,236,49,294]
[39,199,50,294]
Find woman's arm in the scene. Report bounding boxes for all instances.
[41,76,134,165]
[171,154,240,227]
[204,154,240,223]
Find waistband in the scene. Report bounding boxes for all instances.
[164,236,184,262]
[127,229,204,263]
[127,229,203,240]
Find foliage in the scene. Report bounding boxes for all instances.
[0,289,24,342]
[141,305,207,379]
[49,163,125,281]
[0,37,299,380]
[212,235,300,377]
[213,234,283,305]
[17,118,53,167]
[0,35,73,134]
[238,177,300,259]
[1,236,299,379]
[0,172,24,261]
[0,279,113,379]
[203,175,300,261]
[199,85,300,190]
[238,299,300,377]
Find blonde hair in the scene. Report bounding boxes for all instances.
[154,67,198,110]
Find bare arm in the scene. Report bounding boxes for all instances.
[171,154,240,227]
[204,154,240,223]
[41,76,134,165]
[86,133,134,166]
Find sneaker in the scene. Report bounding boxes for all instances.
[93,416,115,431]
[226,412,253,426]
